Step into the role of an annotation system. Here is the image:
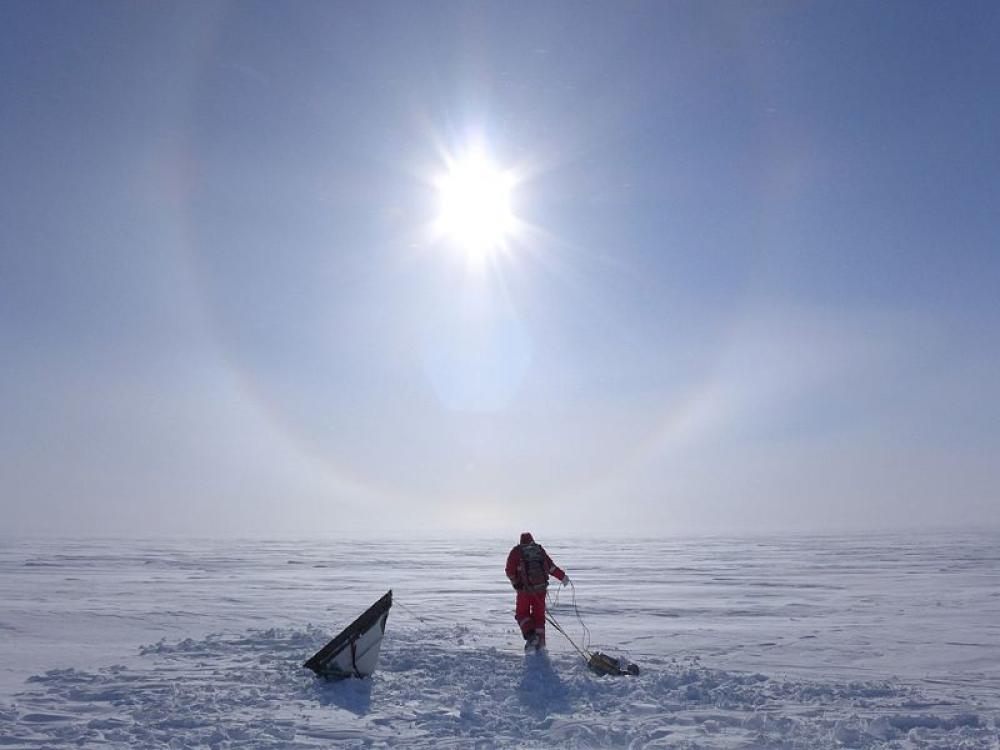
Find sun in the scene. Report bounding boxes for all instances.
[435,152,516,257]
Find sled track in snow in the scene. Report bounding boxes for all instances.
[2,624,998,749]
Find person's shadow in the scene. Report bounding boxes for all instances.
[308,675,373,716]
[518,651,571,717]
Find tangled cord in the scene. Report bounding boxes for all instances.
[548,580,639,674]
[548,578,592,654]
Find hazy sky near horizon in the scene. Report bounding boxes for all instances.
[2,1,999,537]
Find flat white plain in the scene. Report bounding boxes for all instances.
[1,532,999,748]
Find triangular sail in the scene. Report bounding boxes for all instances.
[303,590,392,679]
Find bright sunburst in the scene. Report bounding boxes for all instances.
[435,151,516,257]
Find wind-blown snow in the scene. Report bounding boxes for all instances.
[1,533,999,748]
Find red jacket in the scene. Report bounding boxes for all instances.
[506,532,565,592]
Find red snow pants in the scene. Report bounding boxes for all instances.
[515,590,546,645]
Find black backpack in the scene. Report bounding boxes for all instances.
[520,542,547,587]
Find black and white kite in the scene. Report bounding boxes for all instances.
[303,590,392,680]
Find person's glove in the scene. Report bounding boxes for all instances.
[561,575,571,588]
[512,581,524,591]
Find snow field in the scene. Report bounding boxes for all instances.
[1,533,999,748]
[2,623,998,748]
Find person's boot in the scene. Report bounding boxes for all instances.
[523,629,539,652]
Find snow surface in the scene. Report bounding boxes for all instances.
[1,532,999,748]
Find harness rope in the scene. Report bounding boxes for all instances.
[394,598,430,623]
[394,597,462,625]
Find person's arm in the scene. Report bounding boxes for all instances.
[541,546,567,582]
[505,548,522,589]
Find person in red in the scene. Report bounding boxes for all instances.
[505,531,569,650]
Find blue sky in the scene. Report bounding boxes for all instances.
[2,1,998,536]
